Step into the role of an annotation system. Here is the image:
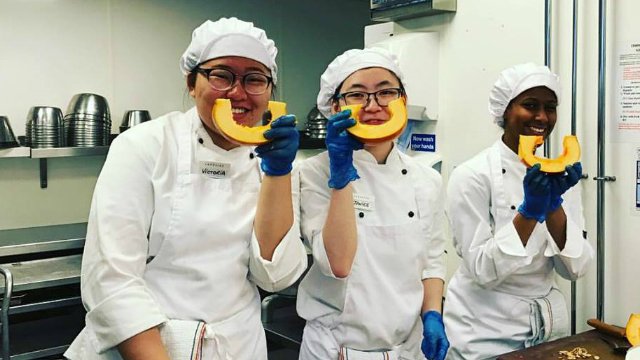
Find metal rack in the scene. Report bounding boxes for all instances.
[0,223,86,359]
[0,146,109,189]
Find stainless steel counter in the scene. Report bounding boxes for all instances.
[0,223,86,257]
[0,254,82,294]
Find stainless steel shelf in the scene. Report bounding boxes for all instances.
[0,147,30,158]
[30,146,109,158]
[0,223,87,257]
[0,254,82,293]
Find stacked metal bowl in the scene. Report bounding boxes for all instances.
[64,93,111,147]
[24,107,65,148]
[0,116,20,148]
[120,110,151,133]
[304,106,327,139]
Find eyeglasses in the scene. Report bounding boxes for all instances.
[336,88,403,107]
[194,67,273,95]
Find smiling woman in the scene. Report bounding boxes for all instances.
[63,17,307,360]
[295,47,449,360]
[442,63,594,359]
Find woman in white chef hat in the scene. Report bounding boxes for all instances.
[443,63,594,359]
[295,47,449,360]
[64,17,307,360]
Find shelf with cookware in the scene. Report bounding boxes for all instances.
[0,223,87,359]
[0,145,111,189]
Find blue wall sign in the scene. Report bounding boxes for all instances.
[411,133,436,152]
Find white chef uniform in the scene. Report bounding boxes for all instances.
[295,145,447,359]
[443,140,594,360]
[64,107,307,359]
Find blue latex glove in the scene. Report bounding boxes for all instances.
[325,110,363,189]
[517,163,551,223]
[421,311,449,360]
[255,115,299,176]
[548,162,582,212]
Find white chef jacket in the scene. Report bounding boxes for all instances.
[64,107,307,359]
[295,145,447,359]
[443,140,594,360]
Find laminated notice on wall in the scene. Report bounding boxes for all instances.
[613,41,640,143]
[411,133,436,152]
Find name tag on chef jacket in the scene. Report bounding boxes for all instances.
[199,161,230,179]
[353,194,375,212]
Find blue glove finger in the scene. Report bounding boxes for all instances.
[262,125,298,141]
[565,162,582,187]
[531,174,550,195]
[256,121,299,176]
[268,114,296,128]
[425,337,437,360]
[519,163,551,222]
[421,338,433,360]
[435,338,449,360]
[549,175,569,195]
[255,138,298,157]
[523,163,542,186]
[548,176,566,212]
[327,118,357,136]
[327,109,352,124]
[347,136,364,151]
[422,311,447,360]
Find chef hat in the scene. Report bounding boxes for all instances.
[317,47,404,118]
[488,62,560,127]
[179,17,278,84]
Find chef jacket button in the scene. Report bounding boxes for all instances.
[358,212,364,218]
[198,138,204,144]
[510,205,516,210]
[502,168,506,174]
[249,153,255,159]
[408,211,415,218]
[401,169,408,175]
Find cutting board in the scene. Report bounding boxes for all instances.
[497,330,626,360]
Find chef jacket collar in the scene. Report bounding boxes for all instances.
[192,109,253,157]
[498,138,521,163]
[353,142,402,167]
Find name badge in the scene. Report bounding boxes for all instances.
[199,161,230,179]
[353,194,375,212]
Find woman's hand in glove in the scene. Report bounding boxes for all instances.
[255,115,299,176]
[325,110,363,189]
[548,162,582,212]
[518,164,552,223]
[421,311,449,360]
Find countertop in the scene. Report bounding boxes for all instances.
[498,330,629,359]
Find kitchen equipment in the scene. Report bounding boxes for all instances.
[304,106,327,139]
[588,318,628,339]
[119,110,151,133]
[0,116,20,148]
[600,335,631,354]
[63,93,111,147]
[25,107,64,148]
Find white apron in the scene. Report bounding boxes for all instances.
[444,142,568,360]
[65,113,267,359]
[298,151,435,360]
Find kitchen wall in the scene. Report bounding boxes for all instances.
[0,0,371,230]
[390,0,639,332]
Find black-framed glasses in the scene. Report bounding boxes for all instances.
[194,67,273,95]
[336,88,403,107]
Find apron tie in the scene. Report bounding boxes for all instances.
[203,323,233,360]
[526,288,569,347]
[338,346,398,360]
